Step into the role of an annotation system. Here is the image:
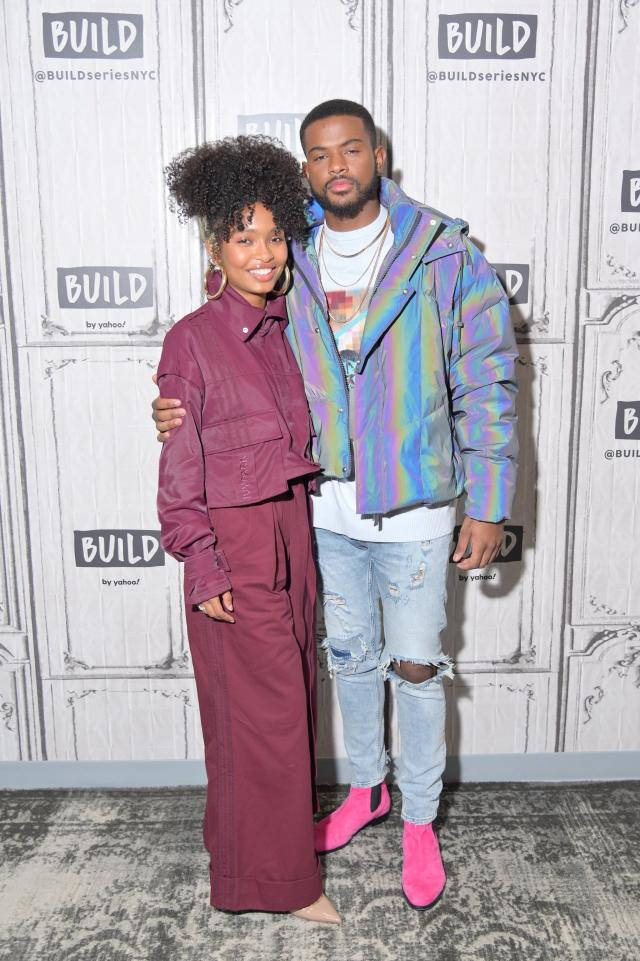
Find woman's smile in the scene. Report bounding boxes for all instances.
[248,265,277,281]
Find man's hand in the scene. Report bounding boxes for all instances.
[198,591,235,623]
[452,516,504,571]
[151,372,185,442]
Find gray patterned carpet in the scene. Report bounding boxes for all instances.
[0,783,639,961]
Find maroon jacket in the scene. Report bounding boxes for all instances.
[157,286,319,605]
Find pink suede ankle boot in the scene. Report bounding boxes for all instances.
[314,783,391,853]
[402,821,446,909]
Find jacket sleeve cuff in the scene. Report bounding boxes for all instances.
[463,481,515,523]
[184,549,232,606]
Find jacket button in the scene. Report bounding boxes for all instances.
[403,288,409,295]
[314,326,320,332]
[337,407,344,413]
[242,326,249,333]
[430,219,437,225]
[447,242,453,248]
[343,466,349,474]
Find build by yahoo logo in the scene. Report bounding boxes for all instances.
[57,267,153,309]
[74,530,164,568]
[438,14,537,59]
[621,171,640,213]
[493,264,530,305]
[42,12,143,59]
[238,115,305,160]
[615,402,640,440]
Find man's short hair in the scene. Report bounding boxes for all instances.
[299,99,377,152]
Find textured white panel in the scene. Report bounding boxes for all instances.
[391,0,587,340]
[0,342,12,630]
[0,661,33,761]
[0,0,199,343]
[445,672,555,755]
[0,667,22,761]
[571,301,640,624]
[586,1,640,290]
[43,678,202,761]
[200,0,367,146]
[0,293,25,635]
[0,136,41,761]
[443,344,570,672]
[0,633,35,761]
[564,627,640,752]
[20,347,187,677]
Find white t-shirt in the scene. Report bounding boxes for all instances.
[311,205,456,542]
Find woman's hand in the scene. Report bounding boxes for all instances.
[198,591,235,623]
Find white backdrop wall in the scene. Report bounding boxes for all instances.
[0,0,639,772]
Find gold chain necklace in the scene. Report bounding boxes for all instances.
[322,213,390,259]
[319,224,387,289]
[319,219,391,327]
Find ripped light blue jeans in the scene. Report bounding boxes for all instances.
[314,529,453,824]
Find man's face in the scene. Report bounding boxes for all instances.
[302,115,386,219]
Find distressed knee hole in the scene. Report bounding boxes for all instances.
[410,563,426,589]
[387,656,455,685]
[394,659,437,684]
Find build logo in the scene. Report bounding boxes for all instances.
[615,402,640,440]
[450,525,523,563]
[438,14,537,59]
[238,115,305,159]
[621,171,640,213]
[493,264,529,305]
[57,268,153,309]
[74,530,164,568]
[42,12,143,59]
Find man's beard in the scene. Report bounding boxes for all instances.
[310,172,380,220]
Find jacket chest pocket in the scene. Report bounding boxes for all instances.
[201,409,283,507]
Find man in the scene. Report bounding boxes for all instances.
[153,100,518,910]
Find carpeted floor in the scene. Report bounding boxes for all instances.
[0,783,639,961]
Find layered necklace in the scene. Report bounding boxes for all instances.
[318,214,390,327]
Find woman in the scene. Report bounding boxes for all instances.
[157,136,340,924]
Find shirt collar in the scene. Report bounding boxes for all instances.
[205,276,288,341]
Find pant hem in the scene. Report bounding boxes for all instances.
[401,813,437,825]
[210,862,323,913]
[351,771,387,789]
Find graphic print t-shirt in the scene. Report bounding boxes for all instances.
[311,205,456,542]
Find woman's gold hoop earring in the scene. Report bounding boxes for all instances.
[205,263,228,301]
[273,264,291,295]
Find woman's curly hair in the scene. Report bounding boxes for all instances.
[165,135,309,244]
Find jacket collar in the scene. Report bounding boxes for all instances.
[358,180,467,368]
[299,177,467,262]
[290,178,468,368]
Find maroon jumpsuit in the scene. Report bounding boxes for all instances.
[157,285,322,912]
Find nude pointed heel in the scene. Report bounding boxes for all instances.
[291,893,342,924]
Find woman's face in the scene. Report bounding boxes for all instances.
[208,202,288,308]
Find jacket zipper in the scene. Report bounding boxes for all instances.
[369,210,421,304]
[297,211,437,479]
[295,256,353,476]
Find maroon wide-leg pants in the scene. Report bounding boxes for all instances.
[184,480,322,912]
